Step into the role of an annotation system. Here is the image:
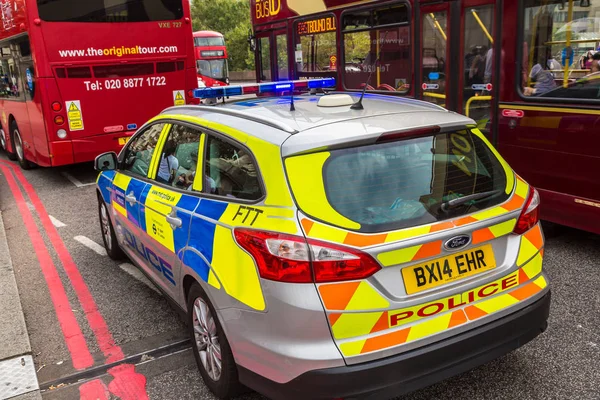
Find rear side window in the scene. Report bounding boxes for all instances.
[319,130,510,232]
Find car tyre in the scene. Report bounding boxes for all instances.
[11,121,33,169]
[187,283,242,399]
[98,197,124,260]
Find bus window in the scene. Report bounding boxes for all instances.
[520,0,600,100]
[36,0,183,23]
[294,15,337,77]
[194,37,225,47]
[258,36,271,81]
[462,5,494,126]
[421,11,447,106]
[342,3,410,93]
[276,34,289,80]
[0,58,23,101]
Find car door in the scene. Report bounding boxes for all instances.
[112,122,168,270]
[137,123,203,299]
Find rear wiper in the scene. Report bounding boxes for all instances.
[440,190,502,213]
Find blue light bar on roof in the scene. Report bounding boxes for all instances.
[192,78,336,100]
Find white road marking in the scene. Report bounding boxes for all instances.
[62,172,96,188]
[119,263,161,295]
[74,236,107,257]
[49,215,66,228]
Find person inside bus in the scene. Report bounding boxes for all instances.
[156,144,179,185]
[524,49,557,96]
[590,52,600,74]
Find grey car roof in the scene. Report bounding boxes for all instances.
[162,92,476,156]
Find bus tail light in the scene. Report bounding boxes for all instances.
[54,115,64,125]
[514,187,540,234]
[234,228,381,283]
[51,102,62,112]
[57,129,67,139]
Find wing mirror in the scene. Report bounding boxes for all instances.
[95,151,118,171]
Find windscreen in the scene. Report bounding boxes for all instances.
[197,60,227,79]
[194,37,225,47]
[321,130,510,232]
[37,0,183,22]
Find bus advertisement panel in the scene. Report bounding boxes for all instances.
[250,0,600,235]
[0,0,196,168]
[193,30,229,87]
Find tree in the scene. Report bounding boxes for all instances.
[191,0,255,71]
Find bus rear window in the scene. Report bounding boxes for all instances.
[297,130,510,233]
[37,0,183,23]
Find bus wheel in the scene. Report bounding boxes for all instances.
[10,122,32,169]
[2,127,17,160]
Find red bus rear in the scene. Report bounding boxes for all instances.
[193,30,229,87]
[0,0,196,168]
[250,0,600,235]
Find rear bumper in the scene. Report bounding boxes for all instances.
[49,131,133,166]
[239,290,551,400]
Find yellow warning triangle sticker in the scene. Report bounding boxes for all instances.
[69,102,79,112]
[175,92,184,101]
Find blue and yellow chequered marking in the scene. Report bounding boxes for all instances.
[112,173,131,218]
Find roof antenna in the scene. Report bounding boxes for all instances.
[290,85,296,112]
[351,31,389,110]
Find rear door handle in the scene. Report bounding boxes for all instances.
[125,193,137,205]
[166,213,182,229]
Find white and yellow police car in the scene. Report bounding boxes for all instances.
[95,79,550,400]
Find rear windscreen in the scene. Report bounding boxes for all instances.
[37,0,183,22]
[320,130,510,232]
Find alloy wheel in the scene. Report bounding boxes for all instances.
[193,297,222,381]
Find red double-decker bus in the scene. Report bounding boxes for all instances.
[250,0,600,235]
[194,30,229,87]
[0,0,196,169]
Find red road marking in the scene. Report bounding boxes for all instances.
[0,165,93,370]
[0,161,149,399]
[79,380,109,400]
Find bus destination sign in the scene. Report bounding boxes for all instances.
[297,16,337,35]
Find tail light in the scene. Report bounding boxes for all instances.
[514,187,540,234]
[54,115,64,125]
[51,102,62,112]
[234,228,381,283]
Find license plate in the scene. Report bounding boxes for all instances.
[402,244,496,295]
[118,137,130,146]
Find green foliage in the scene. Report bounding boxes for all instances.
[191,0,254,71]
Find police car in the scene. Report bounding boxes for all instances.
[95,79,550,400]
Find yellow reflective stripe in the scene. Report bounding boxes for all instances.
[377,245,420,267]
[211,225,265,311]
[406,312,452,342]
[471,128,515,194]
[533,274,547,288]
[517,235,538,266]
[219,204,297,234]
[489,218,517,237]
[285,152,360,230]
[471,206,507,221]
[192,133,205,192]
[522,252,543,279]
[515,177,529,199]
[149,124,172,180]
[498,104,600,116]
[332,312,382,339]
[144,186,182,252]
[475,291,520,314]
[344,281,390,310]
[308,221,348,244]
[112,201,127,217]
[207,270,221,289]
[339,339,366,357]
[385,225,431,243]
[113,173,131,191]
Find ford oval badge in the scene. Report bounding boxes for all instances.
[444,235,471,251]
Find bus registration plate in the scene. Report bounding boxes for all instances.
[118,137,130,146]
[402,244,496,294]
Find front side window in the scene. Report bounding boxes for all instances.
[343,3,411,93]
[37,0,183,22]
[154,124,201,187]
[197,59,228,80]
[121,123,164,178]
[194,37,225,47]
[205,135,262,200]
[520,0,600,100]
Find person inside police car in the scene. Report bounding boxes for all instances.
[156,143,179,185]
